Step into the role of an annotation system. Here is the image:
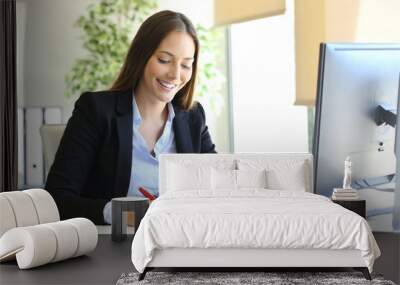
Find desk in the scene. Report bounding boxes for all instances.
[0,228,134,285]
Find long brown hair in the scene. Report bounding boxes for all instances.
[110,10,199,110]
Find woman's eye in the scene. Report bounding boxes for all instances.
[158,58,169,64]
[181,64,192,70]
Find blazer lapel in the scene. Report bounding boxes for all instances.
[114,90,133,197]
[173,107,194,153]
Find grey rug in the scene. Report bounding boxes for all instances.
[116,271,396,285]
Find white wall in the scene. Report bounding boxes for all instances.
[230,0,308,152]
[18,0,93,122]
[156,0,214,28]
[356,0,400,42]
[16,0,230,152]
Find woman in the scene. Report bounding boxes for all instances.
[45,10,216,225]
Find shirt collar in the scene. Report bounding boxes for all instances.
[132,94,142,126]
[132,92,176,126]
[166,100,176,123]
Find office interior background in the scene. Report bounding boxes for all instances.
[15,0,308,189]
[15,0,400,190]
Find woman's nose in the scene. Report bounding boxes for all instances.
[167,64,180,79]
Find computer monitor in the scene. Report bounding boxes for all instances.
[313,43,400,232]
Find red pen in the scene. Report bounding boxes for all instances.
[138,187,156,201]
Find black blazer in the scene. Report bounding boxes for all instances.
[45,89,216,224]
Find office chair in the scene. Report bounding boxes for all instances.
[40,124,66,177]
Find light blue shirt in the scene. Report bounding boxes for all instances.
[127,95,177,197]
[103,95,176,224]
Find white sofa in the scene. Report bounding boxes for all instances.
[0,189,98,269]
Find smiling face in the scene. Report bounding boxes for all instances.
[137,31,196,104]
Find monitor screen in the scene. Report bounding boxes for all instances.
[313,43,400,232]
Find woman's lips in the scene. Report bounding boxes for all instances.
[157,79,177,91]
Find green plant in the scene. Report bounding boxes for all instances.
[65,0,225,114]
[196,25,226,115]
[65,0,157,98]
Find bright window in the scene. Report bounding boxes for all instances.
[229,0,308,152]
